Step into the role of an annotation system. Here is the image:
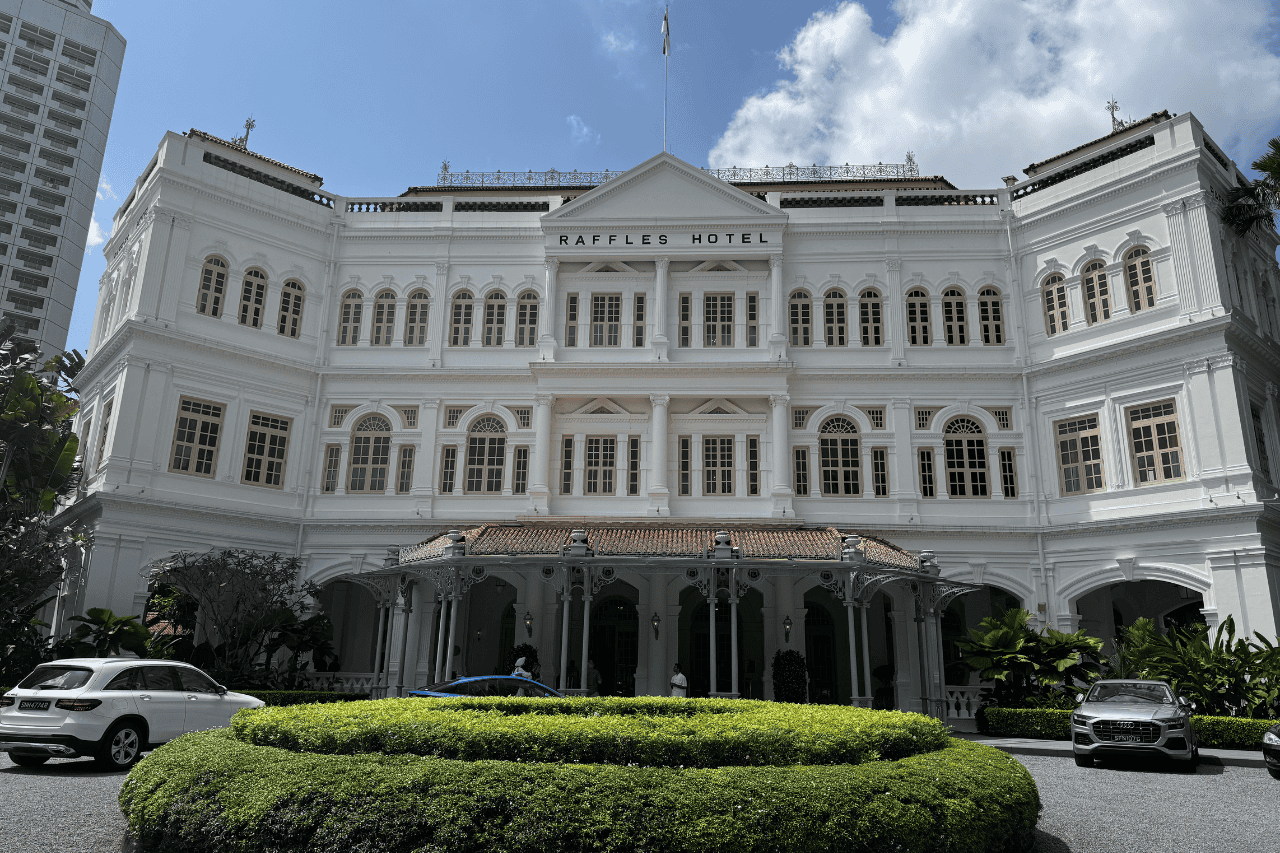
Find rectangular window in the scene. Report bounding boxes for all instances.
[513,407,532,429]
[1128,400,1183,484]
[633,294,646,347]
[564,294,578,347]
[819,433,859,496]
[793,447,809,495]
[628,436,641,496]
[585,436,617,494]
[1251,405,1272,484]
[591,294,621,346]
[400,408,418,429]
[349,433,391,493]
[79,416,92,473]
[483,295,505,347]
[825,295,847,347]
[439,446,457,493]
[704,294,733,347]
[513,446,529,495]
[397,446,415,494]
[860,295,882,346]
[999,448,1017,498]
[703,436,734,494]
[862,407,886,429]
[1057,415,1105,495]
[241,412,291,488]
[239,273,266,328]
[445,406,468,428]
[678,293,692,347]
[748,436,760,495]
[919,449,936,497]
[322,445,341,493]
[169,397,224,478]
[746,292,759,347]
[872,448,889,497]
[945,435,988,498]
[465,433,505,493]
[915,408,935,431]
[96,399,112,472]
[679,436,691,495]
[561,437,575,494]
[792,408,811,430]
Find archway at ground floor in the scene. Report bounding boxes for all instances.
[1076,579,1206,652]
[677,585,765,698]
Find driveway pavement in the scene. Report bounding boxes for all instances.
[3,749,1275,853]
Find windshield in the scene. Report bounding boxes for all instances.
[17,665,94,691]
[1085,682,1173,704]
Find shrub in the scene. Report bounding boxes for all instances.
[231,696,950,767]
[120,731,1039,853]
[771,649,807,703]
[980,707,1275,749]
[226,689,369,707]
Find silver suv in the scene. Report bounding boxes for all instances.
[1071,679,1199,769]
[0,658,264,770]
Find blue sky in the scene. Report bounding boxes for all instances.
[72,0,1280,357]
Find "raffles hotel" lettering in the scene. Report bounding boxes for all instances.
[558,233,772,246]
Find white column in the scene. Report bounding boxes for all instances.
[648,394,670,515]
[429,262,449,366]
[394,585,414,696]
[730,594,740,698]
[580,591,593,691]
[538,257,558,360]
[372,603,388,693]
[559,575,571,691]
[444,592,461,681]
[653,257,669,359]
[708,591,718,696]
[769,254,786,358]
[845,599,859,706]
[529,394,553,512]
[770,394,794,517]
[433,587,449,682]
[859,602,873,706]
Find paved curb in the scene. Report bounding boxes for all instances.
[953,733,1268,769]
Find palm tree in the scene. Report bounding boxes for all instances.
[1222,135,1280,237]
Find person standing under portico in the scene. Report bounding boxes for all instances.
[669,662,687,697]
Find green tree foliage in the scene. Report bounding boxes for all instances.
[1222,135,1280,237]
[142,548,332,687]
[54,607,150,658]
[957,607,1103,707]
[771,649,808,703]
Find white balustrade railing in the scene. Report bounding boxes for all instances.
[943,685,985,719]
[306,672,378,695]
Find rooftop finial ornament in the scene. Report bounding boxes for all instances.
[1106,98,1123,132]
[231,116,256,149]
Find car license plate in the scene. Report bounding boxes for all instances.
[1113,735,1140,743]
[18,700,50,711]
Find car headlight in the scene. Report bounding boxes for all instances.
[1263,731,1280,746]
[1071,713,1093,726]
[1165,716,1186,730]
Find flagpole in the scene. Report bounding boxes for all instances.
[663,5,669,153]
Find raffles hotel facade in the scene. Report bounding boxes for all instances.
[57,111,1280,713]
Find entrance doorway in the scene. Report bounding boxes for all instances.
[589,595,639,696]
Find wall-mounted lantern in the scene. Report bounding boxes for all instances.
[651,612,661,640]
[524,611,533,638]
[783,615,793,644]
[476,629,483,644]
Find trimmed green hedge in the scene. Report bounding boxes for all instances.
[981,707,1274,749]
[226,689,370,707]
[120,730,1039,853]
[231,696,950,767]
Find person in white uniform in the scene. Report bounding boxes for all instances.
[669,663,687,698]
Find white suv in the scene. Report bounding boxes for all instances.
[0,658,265,769]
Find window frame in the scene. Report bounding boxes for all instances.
[746,292,759,347]
[371,290,396,346]
[564,294,578,347]
[1056,415,1105,496]
[1081,261,1112,325]
[591,293,622,347]
[859,289,883,346]
[278,280,304,338]
[1127,400,1183,485]
[906,288,932,345]
[823,289,847,347]
[633,294,646,347]
[1042,274,1068,336]
[678,293,692,348]
[241,411,291,489]
[513,445,530,495]
[872,447,889,497]
[942,417,989,498]
[169,396,225,479]
[396,445,415,494]
[1125,247,1156,312]
[817,416,859,496]
[404,290,429,346]
[450,291,474,347]
[464,416,507,493]
[789,290,812,347]
[197,256,227,318]
[702,435,734,495]
[515,291,538,347]
[337,290,363,346]
[238,268,268,329]
[977,288,1003,345]
[347,415,393,494]
[322,444,341,493]
[584,435,617,495]
[941,287,967,345]
[483,291,506,347]
[704,293,734,347]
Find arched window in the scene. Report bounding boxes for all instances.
[483,291,506,346]
[789,291,811,346]
[1081,261,1111,324]
[197,256,227,317]
[942,288,967,345]
[238,268,268,328]
[337,290,363,346]
[857,289,882,346]
[450,291,473,346]
[1042,274,1068,335]
[371,290,396,346]
[977,288,1003,345]
[1124,247,1156,312]
[348,414,392,493]
[906,288,931,345]
[278,280,304,338]
[823,290,847,346]
[515,290,538,347]
[404,290,429,346]
[943,417,988,498]
[818,415,859,496]
[465,416,506,493]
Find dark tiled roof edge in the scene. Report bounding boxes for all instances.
[186,129,324,186]
[1023,111,1172,177]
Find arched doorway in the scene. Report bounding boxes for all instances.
[589,595,639,696]
[802,592,851,705]
[1076,579,1205,651]
[677,584,764,698]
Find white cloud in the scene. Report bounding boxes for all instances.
[87,216,107,248]
[710,0,1280,186]
[567,115,601,146]
[601,30,638,54]
[96,177,116,203]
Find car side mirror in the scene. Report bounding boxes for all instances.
[1075,693,1084,703]
[215,685,228,695]
[1178,695,1188,705]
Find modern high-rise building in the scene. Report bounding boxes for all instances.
[0,0,124,354]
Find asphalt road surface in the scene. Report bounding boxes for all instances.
[1,751,1275,852]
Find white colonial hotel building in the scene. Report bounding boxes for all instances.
[58,111,1280,712]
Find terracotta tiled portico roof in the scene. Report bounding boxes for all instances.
[398,523,920,570]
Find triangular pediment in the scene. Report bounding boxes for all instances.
[689,259,748,273]
[571,397,630,416]
[545,152,784,222]
[688,398,749,416]
[579,261,641,274]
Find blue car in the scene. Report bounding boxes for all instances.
[408,675,563,698]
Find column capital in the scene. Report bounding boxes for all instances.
[1161,200,1184,217]
[885,257,902,271]
[770,254,784,269]
[650,393,670,407]
[655,256,669,272]
[435,261,449,276]
[769,393,791,407]
[535,393,555,406]
[544,257,560,272]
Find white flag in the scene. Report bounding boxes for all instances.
[662,7,670,56]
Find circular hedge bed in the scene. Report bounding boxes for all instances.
[119,697,1040,853]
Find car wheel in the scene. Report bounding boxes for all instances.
[1268,767,1280,781]
[9,754,50,767]
[95,722,144,770]
[1074,752,1092,767]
